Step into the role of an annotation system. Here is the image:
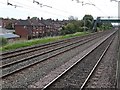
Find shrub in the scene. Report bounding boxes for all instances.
[0,37,8,46]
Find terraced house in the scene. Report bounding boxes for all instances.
[15,17,68,40]
[0,18,16,29]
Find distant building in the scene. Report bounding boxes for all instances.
[0,19,2,27]
[0,27,15,34]
[0,33,19,39]
[0,27,20,42]
[0,18,16,29]
[14,17,69,40]
[0,33,20,42]
[15,20,32,40]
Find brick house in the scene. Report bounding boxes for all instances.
[42,19,55,36]
[15,17,69,40]
[1,18,16,29]
[15,18,46,39]
[15,20,32,39]
[31,19,46,38]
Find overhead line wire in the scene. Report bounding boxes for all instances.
[26,0,79,17]
[87,0,108,16]
[8,0,69,18]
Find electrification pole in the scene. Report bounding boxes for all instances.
[118,1,120,89]
[111,0,120,89]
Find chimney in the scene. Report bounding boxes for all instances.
[41,17,43,21]
[27,16,30,20]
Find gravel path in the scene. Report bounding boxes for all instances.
[85,31,118,88]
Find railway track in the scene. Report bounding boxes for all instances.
[1,31,114,68]
[82,30,119,89]
[1,31,114,79]
[80,35,115,90]
[1,30,112,61]
[1,34,100,66]
[1,32,104,68]
[1,32,96,60]
[27,30,117,89]
[1,36,85,60]
[1,32,107,78]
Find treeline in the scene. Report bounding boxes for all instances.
[60,14,113,35]
[97,22,113,31]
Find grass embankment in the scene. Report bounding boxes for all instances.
[0,32,90,52]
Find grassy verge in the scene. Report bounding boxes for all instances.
[0,32,90,52]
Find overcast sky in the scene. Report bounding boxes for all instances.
[0,0,119,20]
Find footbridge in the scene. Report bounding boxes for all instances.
[94,16,120,23]
[93,16,120,32]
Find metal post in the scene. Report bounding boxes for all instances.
[110,0,120,88]
[84,18,86,32]
[117,1,120,89]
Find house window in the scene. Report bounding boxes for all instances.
[33,32,35,36]
[33,26,36,29]
[36,26,38,29]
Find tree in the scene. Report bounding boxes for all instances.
[31,17,39,20]
[0,37,8,46]
[5,23,14,29]
[68,16,78,21]
[60,15,94,35]
[99,22,113,31]
[61,23,76,35]
[82,14,94,31]
[60,20,84,35]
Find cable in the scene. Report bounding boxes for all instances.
[11,0,81,19]
[72,0,84,4]
[25,0,80,18]
[30,0,78,17]
[82,3,95,6]
[87,0,108,16]
[8,0,69,18]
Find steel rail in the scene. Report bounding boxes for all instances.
[41,31,116,90]
[2,32,97,57]
[1,35,98,69]
[1,36,82,59]
[2,33,100,60]
[1,34,101,78]
[1,31,107,59]
[80,35,115,90]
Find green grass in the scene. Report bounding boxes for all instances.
[0,32,90,52]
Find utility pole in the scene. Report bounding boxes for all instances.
[81,2,95,32]
[84,17,86,32]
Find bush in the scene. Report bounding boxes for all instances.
[0,37,8,46]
